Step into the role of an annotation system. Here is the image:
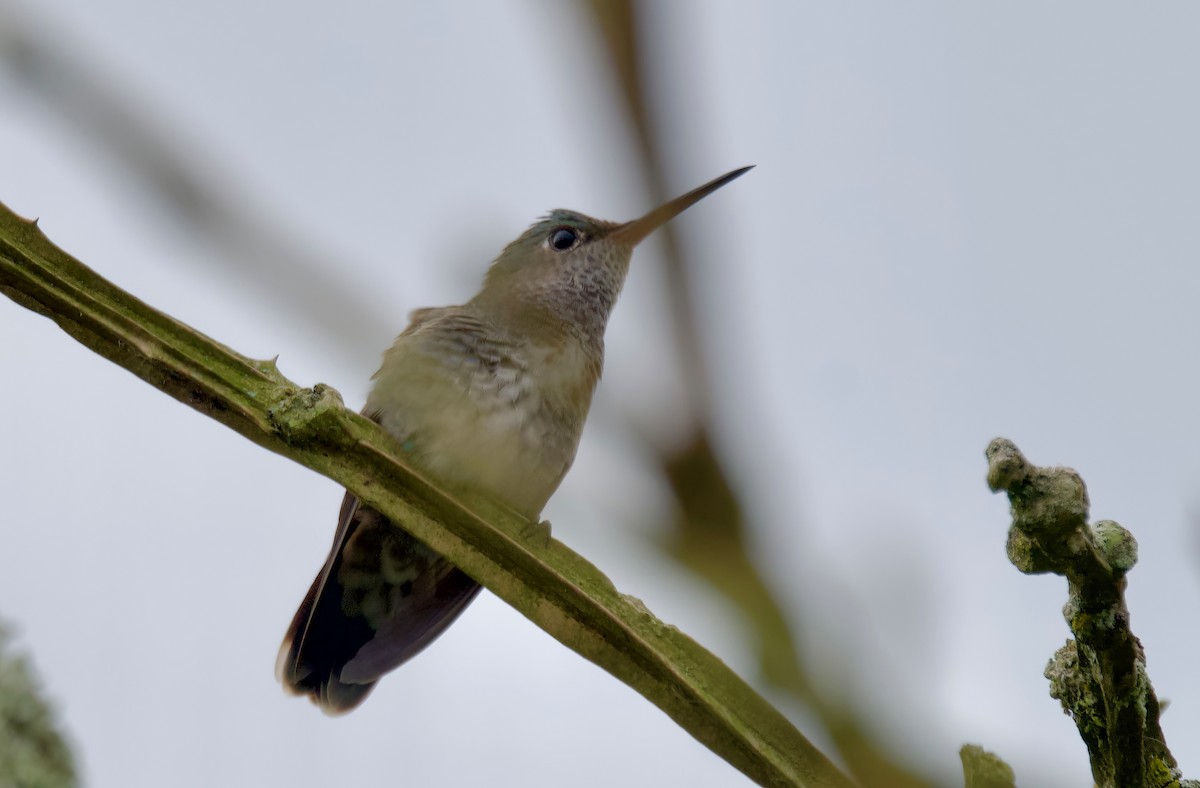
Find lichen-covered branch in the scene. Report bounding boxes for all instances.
[0,201,855,788]
[984,438,1190,788]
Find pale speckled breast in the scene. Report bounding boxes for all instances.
[365,307,596,520]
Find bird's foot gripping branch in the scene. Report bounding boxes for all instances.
[985,438,1195,788]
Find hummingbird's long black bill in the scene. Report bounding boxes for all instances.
[610,165,754,247]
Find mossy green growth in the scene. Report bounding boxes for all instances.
[1091,520,1138,574]
[267,383,354,448]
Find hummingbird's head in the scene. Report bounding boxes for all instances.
[471,167,754,346]
[472,211,635,347]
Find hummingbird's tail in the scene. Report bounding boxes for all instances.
[276,493,482,714]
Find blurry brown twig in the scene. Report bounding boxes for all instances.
[582,2,928,785]
[0,5,392,371]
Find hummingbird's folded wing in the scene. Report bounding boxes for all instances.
[276,491,481,714]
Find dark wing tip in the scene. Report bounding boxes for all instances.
[276,567,379,715]
[277,607,378,715]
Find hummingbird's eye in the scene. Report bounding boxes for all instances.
[549,227,580,252]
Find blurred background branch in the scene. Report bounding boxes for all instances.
[958,744,1015,788]
[0,3,393,371]
[583,3,927,785]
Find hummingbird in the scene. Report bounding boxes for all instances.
[276,166,752,714]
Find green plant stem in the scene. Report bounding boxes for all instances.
[0,201,854,788]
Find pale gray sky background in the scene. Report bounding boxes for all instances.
[3,2,1200,786]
